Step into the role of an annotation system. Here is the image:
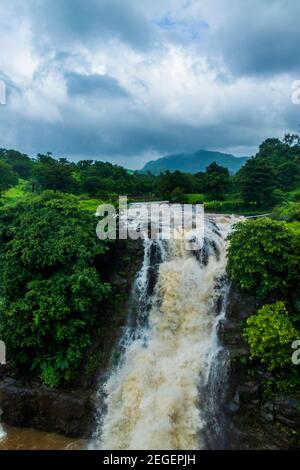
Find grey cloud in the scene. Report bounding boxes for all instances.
[205,0,300,76]
[66,72,129,98]
[1,0,299,168]
[29,0,155,51]
[0,94,293,169]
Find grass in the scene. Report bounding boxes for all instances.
[78,198,103,213]
[186,193,270,215]
[287,221,300,235]
[287,187,300,202]
[2,181,104,214]
[3,179,29,202]
[186,193,205,204]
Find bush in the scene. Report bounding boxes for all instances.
[186,194,205,204]
[272,201,300,222]
[204,199,246,212]
[289,187,300,202]
[227,218,300,298]
[0,160,18,196]
[244,302,298,371]
[0,192,112,387]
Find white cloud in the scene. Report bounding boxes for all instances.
[0,0,299,166]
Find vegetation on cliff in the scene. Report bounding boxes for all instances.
[227,217,300,395]
[0,132,299,390]
[0,192,112,387]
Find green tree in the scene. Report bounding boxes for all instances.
[236,158,278,207]
[82,176,104,196]
[0,160,18,196]
[203,162,230,200]
[227,218,300,298]
[244,301,300,395]
[170,186,186,203]
[244,301,298,371]
[156,170,194,199]
[33,154,75,192]
[0,192,111,387]
[272,201,300,222]
[244,301,300,394]
[0,149,33,179]
[277,161,300,191]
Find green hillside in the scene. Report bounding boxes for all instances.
[141,149,249,175]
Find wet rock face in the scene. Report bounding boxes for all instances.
[147,241,163,297]
[223,284,300,450]
[0,378,95,437]
[274,396,300,428]
[225,286,259,321]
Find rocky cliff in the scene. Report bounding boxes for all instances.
[221,284,300,450]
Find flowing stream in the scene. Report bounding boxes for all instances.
[0,209,242,450]
[95,210,242,450]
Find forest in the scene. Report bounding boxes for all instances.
[0,134,299,397]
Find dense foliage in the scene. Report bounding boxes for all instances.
[236,158,278,207]
[0,160,18,196]
[244,302,298,371]
[0,131,300,393]
[227,218,300,298]
[0,192,111,387]
[201,162,230,200]
[244,302,300,394]
[0,148,32,179]
[227,215,300,396]
[272,201,300,222]
[1,132,299,207]
[234,135,300,208]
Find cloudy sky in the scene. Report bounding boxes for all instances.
[0,0,300,168]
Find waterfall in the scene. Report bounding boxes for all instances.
[0,424,5,442]
[95,210,242,450]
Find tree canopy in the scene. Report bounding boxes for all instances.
[227,218,300,299]
[0,160,18,196]
[0,192,112,387]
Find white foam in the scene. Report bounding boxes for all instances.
[98,210,242,450]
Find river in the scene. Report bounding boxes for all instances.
[0,210,242,450]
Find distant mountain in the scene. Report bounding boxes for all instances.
[141,150,249,175]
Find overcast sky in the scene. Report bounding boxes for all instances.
[0,0,300,168]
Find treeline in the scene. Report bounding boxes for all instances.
[0,135,299,389]
[0,149,155,198]
[1,133,300,208]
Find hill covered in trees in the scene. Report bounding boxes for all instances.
[0,134,299,405]
[0,134,300,212]
[141,149,248,175]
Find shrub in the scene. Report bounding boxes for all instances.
[227,218,300,298]
[204,199,246,212]
[186,194,205,204]
[0,192,112,387]
[272,201,300,222]
[244,302,299,371]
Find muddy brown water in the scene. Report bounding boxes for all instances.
[0,424,85,450]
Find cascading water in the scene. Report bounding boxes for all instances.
[0,424,5,442]
[95,209,242,450]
